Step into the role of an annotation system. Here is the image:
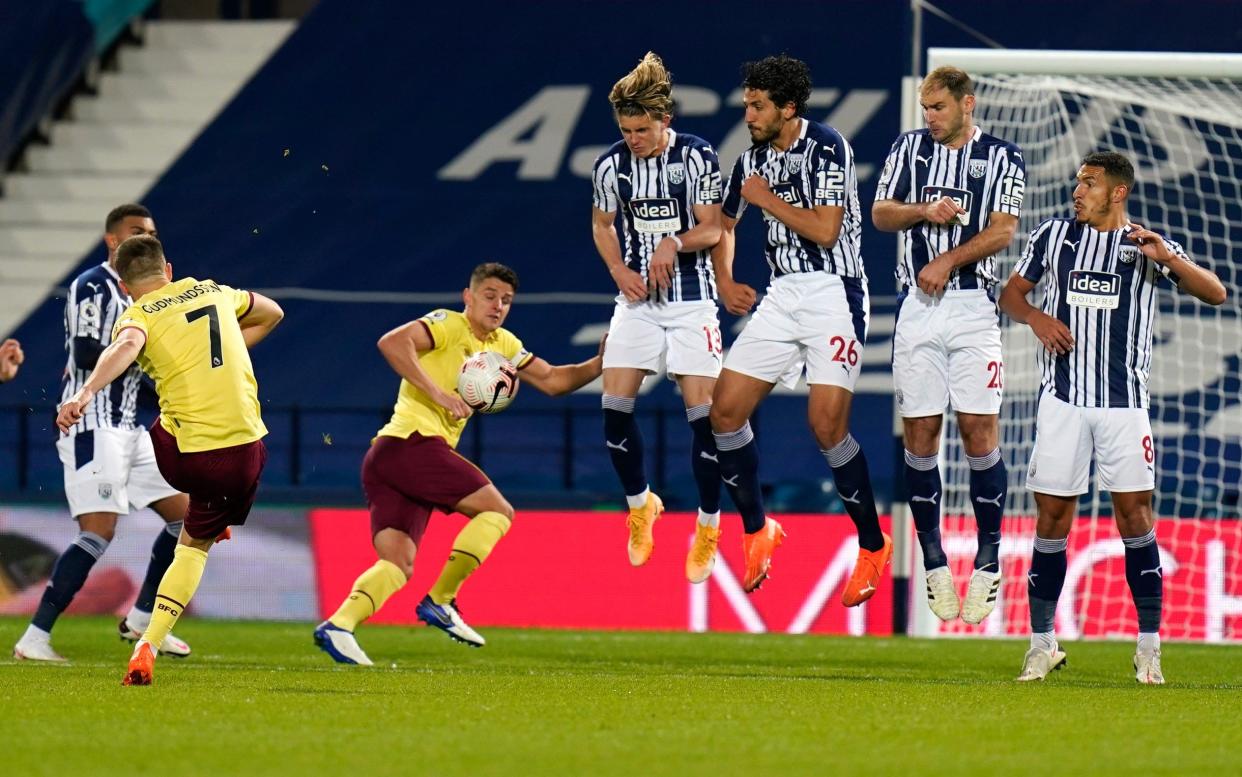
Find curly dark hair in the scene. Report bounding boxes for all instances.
[742,55,812,116]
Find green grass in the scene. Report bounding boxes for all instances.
[2,616,1239,776]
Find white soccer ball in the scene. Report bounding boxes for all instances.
[457,351,519,414]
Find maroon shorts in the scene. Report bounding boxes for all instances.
[150,420,268,541]
[362,433,490,543]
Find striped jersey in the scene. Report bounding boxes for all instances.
[1015,218,1189,408]
[875,126,1025,290]
[592,130,723,303]
[722,118,864,279]
[60,262,144,434]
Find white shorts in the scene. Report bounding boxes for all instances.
[56,427,180,517]
[602,297,723,379]
[724,272,869,391]
[1025,394,1157,496]
[893,288,1003,417]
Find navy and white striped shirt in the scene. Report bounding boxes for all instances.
[60,262,144,433]
[592,130,722,303]
[722,118,864,279]
[1015,218,1188,409]
[875,126,1025,291]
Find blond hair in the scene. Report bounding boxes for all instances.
[921,66,975,100]
[609,52,673,119]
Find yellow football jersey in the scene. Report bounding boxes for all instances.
[114,277,267,452]
[377,309,532,447]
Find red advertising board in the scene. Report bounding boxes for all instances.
[926,516,1242,642]
[310,510,892,635]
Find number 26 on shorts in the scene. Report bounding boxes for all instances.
[829,335,859,367]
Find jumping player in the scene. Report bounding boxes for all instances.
[591,52,725,582]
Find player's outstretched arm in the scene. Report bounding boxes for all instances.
[0,338,23,383]
[377,320,472,419]
[56,328,145,432]
[1127,223,1227,306]
[518,339,604,397]
[999,272,1073,356]
[239,293,285,348]
[711,215,756,316]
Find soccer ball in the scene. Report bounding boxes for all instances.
[457,351,519,414]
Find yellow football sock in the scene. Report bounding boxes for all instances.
[142,544,208,648]
[328,559,407,631]
[428,511,511,604]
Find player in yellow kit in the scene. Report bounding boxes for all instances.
[315,263,603,663]
[55,234,284,686]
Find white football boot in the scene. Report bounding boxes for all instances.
[1016,646,1068,682]
[119,618,192,658]
[13,633,68,663]
[924,566,961,621]
[1134,651,1165,685]
[961,567,1002,625]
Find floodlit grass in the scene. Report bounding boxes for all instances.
[2,616,1239,776]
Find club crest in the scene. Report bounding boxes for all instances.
[666,163,685,185]
[969,159,988,179]
[98,483,113,499]
[786,154,804,176]
[1119,246,1141,264]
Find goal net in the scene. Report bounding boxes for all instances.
[904,50,1242,643]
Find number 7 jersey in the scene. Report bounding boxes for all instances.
[114,277,267,452]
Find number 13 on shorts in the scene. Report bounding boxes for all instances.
[702,325,722,354]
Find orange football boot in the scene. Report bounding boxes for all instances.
[741,517,785,592]
[841,532,893,607]
[122,641,156,686]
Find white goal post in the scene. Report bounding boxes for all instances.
[898,48,1242,643]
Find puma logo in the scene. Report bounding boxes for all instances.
[916,154,932,166]
[841,490,861,505]
[617,173,630,183]
[722,474,739,487]
[857,584,876,596]
[700,452,718,462]
[911,492,939,504]
[1027,572,1038,587]
[606,439,629,453]
[975,494,1004,507]
[1141,567,1163,578]
[825,143,837,155]
[1063,239,1079,251]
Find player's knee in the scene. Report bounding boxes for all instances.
[709,403,745,433]
[959,422,998,457]
[809,417,848,450]
[489,499,515,522]
[76,513,118,542]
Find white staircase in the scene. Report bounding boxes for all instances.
[0,20,295,337]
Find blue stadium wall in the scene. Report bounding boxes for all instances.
[3,0,1239,506]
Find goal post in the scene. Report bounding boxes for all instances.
[898,48,1242,643]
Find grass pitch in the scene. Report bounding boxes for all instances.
[2,616,1238,776]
